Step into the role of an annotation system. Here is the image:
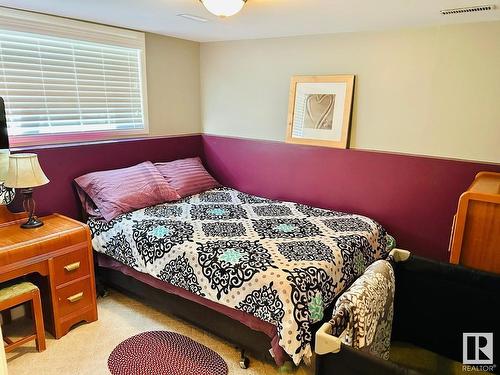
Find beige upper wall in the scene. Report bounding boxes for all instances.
[200,21,500,163]
[145,33,201,136]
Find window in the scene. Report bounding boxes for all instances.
[0,8,148,146]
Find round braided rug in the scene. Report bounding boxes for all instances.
[108,331,228,375]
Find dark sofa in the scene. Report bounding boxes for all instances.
[315,255,500,374]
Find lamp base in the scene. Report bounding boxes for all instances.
[19,188,43,229]
[21,216,44,229]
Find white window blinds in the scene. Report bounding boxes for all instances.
[0,8,148,140]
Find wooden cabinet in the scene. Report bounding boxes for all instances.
[449,172,500,273]
[0,208,97,338]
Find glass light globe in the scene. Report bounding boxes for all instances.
[201,0,246,17]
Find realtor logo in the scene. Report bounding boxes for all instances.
[463,333,493,365]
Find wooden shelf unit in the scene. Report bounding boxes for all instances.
[449,172,500,274]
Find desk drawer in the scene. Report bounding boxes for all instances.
[53,244,90,286]
[56,278,92,317]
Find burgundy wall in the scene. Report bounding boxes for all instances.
[202,135,500,262]
[11,135,203,220]
[8,132,499,262]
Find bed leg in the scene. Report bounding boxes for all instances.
[94,272,109,298]
[94,261,109,298]
[96,283,109,298]
[239,348,250,369]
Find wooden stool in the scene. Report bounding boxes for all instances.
[0,282,46,352]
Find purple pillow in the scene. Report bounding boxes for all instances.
[155,157,220,198]
[75,161,180,221]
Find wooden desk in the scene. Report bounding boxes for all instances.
[0,208,97,338]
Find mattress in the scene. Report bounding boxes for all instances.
[89,187,393,365]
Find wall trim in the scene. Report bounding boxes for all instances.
[13,133,202,152]
[202,133,500,166]
[11,131,498,166]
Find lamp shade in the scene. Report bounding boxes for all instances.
[200,0,246,17]
[4,153,49,188]
[0,149,9,181]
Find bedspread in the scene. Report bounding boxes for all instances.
[89,187,393,364]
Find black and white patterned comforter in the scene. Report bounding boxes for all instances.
[89,188,393,365]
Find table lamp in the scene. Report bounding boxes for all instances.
[0,149,8,180]
[4,153,49,228]
[0,149,15,205]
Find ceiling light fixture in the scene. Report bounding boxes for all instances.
[200,0,247,17]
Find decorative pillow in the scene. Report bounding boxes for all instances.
[75,161,180,221]
[155,157,220,198]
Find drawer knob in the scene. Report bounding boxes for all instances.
[67,292,84,303]
[64,261,81,272]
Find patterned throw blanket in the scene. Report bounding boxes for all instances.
[89,187,393,365]
[330,259,395,360]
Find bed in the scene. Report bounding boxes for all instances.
[88,187,393,365]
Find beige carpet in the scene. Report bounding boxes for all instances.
[5,290,313,375]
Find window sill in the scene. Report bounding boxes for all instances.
[10,132,201,152]
[9,129,149,149]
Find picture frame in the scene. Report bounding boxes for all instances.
[286,75,355,149]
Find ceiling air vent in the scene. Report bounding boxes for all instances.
[177,14,208,22]
[440,4,495,15]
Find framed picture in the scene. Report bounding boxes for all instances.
[286,75,355,149]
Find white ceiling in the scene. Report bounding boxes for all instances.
[0,0,499,42]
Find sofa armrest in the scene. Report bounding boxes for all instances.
[315,323,343,355]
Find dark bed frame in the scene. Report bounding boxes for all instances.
[98,265,273,363]
[96,259,334,368]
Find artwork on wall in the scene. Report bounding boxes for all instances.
[286,75,355,149]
